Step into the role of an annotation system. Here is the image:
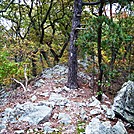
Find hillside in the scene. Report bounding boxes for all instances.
[0,64,134,134]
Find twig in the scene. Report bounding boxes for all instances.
[24,64,28,90]
[12,78,26,92]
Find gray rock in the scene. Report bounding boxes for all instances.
[85,118,111,134]
[106,108,115,119]
[78,72,91,82]
[18,102,52,124]
[102,93,109,101]
[58,113,71,125]
[63,86,71,92]
[2,102,52,125]
[90,109,102,115]
[41,65,68,79]
[88,96,100,108]
[14,130,25,134]
[85,118,128,134]
[78,59,89,69]
[101,104,108,111]
[0,124,6,132]
[49,93,69,106]
[43,122,59,134]
[52,113,58,119]
[30,95,37,102]
[34,79,45,87]
[44,126,54,133]
[112,81,134,125]
[53,87,63,93]
[40,92,49,97]
[112,121,128,134]
[39,100,55,108]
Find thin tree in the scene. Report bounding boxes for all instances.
[66,0,83,89]
[67,0,102,89]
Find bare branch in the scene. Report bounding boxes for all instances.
[24,64,28,90]
[75,27,87,30]
[12,78,27,92]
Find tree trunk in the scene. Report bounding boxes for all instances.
[31,50,38,77]
[40,49,52,67]
[66,0,82,89]
[97,1,104,101]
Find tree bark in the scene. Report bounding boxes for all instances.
[31,50,38,77]
[66,0,82,89]
[97,1,104,101]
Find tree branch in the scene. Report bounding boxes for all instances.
[40,0,54,44]
[82,1,101,6]
[12,78,27,92]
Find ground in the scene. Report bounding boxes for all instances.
[0,65,134,134]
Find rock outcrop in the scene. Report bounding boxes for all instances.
[1,102,52,125]
[85,118,128,134]
[112,81,134,125]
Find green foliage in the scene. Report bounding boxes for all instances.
[0,50,21,84]
[76,121,86,134]
[77,4,133,91]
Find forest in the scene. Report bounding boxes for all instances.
[0,0,134,133]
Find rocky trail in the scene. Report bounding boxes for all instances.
[0,64,134,134]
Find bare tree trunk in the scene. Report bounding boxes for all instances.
[66,0,82,89]
[97,1,104,101]
[31,50,38,77]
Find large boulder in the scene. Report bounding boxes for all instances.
[85,118,128,134]
[1,102,53,125]
[112,81,134,125]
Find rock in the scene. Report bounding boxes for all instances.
[52,113,58,119]
[85,118,106,134]
[58,113,71,125]
[39,101,55,108]
[80,108,88,120]
[41,65,68,79]
[101,104,108,111]
[53,65,68,75]
[44,126,54,133]
[112,81,134,125]
[88,96,100,108]
[101,105,115,119]
[14,130,25,134]
[41,69,53,79]
[49,93,69,106]
[2,102,52,125]
[26,129,34,133]
[102,93,109,101]
[30,95,37,102]
[90,109,102,115]
[40,92,49,97]
[85,118,128,134]
[43,123,56,134]
[53,87,63,93]
[78,72,91,83]
[106,108,115,119]
[34,79,45,87]
[78,59,89,69]
[112,121,128,134]
[63,86,71,92]
[0,123,6,133]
